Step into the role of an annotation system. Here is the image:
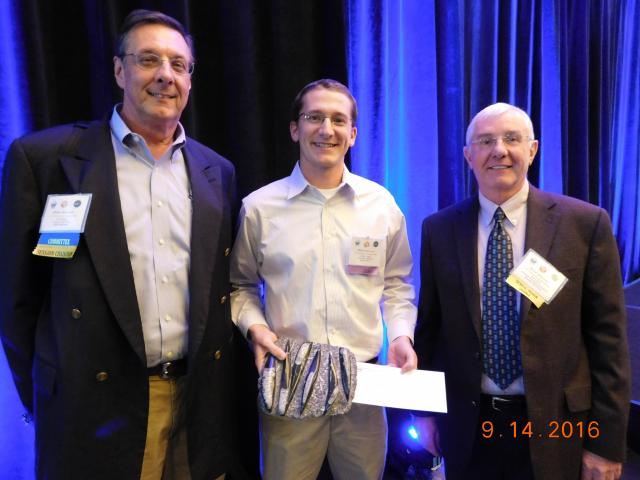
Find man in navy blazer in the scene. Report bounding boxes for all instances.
[0,10,235,479]
[414,103,630,479]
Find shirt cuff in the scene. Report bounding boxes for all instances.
[387,319,416,344]
[236,310,270,340]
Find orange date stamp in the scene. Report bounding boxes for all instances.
[481,420,600,439]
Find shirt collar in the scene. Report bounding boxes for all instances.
[109,105,187,156]
[478,180,529,228]
[286,162,363,200]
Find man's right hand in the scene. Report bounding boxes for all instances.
[247,324,287,373]
[413,416,441,457]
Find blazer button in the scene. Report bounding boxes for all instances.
[474,352,481,360]
[71,308,82,319]
[471,400,478,407]
[220,295,227,304]
[214,350,222,360]
[95,371,109,382]
[224,247,231,257]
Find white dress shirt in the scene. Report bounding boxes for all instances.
[110,107,192,367]
[477,181,529,394]
[230,163,417,362]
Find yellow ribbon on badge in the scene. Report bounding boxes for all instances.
[32,244,77,259]
[506,274,545,308]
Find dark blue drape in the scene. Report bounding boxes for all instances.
[0,1,35,478]
[346,0,640,285]
[0,0,31,159]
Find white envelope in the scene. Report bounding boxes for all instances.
[352,363,447,412]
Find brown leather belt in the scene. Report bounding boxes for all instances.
[147,359,187,379]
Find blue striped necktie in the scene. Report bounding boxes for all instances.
[482,207,522,389]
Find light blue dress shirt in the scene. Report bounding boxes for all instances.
[110,107,192,367]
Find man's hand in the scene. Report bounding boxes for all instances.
[387,335,418,372]
[247,324,287,373]
[581,450,622,480]
[413,416,441,456]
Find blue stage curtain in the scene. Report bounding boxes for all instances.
[610,0,640,283]
[346,0,640,284]
[0,3,35,478]
[0,0,31,163]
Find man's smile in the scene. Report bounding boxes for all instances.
[147,90,177,99]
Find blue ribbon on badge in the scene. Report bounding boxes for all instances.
[33,232,80,258]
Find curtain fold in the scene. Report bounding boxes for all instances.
[611,0,640,283]
[0,2,34,478]
[346,0,440,282]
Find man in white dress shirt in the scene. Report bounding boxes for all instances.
[230,79,418,480]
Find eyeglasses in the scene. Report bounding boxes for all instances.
[122,52,195,76]
[299,112,351,127]
[470,132,533,148]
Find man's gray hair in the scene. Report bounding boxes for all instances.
[116,9,194,61]
[465,103,535,145]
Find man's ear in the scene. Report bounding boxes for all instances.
[463,146,472,167]
[348,126,357,147]
[290,121,299,142]
[528,139,539,164]
[114,56,125,89]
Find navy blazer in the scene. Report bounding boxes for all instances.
[415,186,630,480]
[0,120,237,479]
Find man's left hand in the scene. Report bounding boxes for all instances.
[387,335,417,372]
[581,450,623,480]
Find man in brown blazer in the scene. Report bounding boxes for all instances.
[414,103,630,479]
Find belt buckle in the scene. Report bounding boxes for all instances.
[160,362,173,379]
[491,396,508,412]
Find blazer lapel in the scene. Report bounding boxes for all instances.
[520,185,560,320]
[59,122,146,362]
[454,197,482,339]
[184,143,223,361]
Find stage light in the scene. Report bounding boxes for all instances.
[386,409,447,479]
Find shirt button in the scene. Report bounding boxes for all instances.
[167,351,174,359]
[158,238,165,246]
[157,200,163,207]
[71,308,82,319]
[164,314,172,322]
[214,350,222,360]
[220,295,227,304]
[95,372,109,382]
[161,276,169,284]
[224,247,231,257]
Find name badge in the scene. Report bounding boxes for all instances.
[347,236,382,275]
[506,249,568,308]
[33,194,92,259]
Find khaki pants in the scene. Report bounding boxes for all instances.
[140,376,191,480]
[260,403,387,480]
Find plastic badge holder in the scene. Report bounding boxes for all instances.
[258,338,357,419]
